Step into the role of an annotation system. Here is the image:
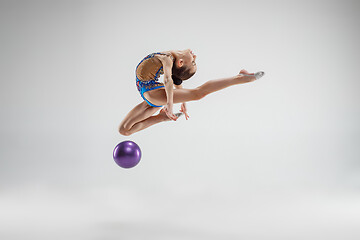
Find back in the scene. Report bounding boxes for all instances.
[136,52,174,81]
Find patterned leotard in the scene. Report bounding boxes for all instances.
[135,52,174,107]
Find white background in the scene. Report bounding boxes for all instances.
[1,0,359,239]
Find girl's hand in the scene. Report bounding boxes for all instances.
[163,103,177,121]
[180,103,190,120]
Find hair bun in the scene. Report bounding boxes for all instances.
[172,75,183,85]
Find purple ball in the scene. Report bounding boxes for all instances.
[113,141,142,168]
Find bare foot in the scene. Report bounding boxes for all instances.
[238,70,265,80]
[158,108,172,121]
[158,108,182,121]
[239,69,254,75]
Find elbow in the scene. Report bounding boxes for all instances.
[163,77,173,85]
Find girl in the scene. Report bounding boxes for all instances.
[119,49,264,136]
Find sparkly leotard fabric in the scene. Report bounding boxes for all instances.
[135,52,174,107]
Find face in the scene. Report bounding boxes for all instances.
[181,49,197,74]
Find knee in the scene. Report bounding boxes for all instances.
[118,125,132,136]
[194,87,206,100]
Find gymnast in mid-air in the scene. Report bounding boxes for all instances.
[119,49,265,136]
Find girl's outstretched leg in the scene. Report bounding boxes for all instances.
[196,72,257,97]
[144,71,262,106]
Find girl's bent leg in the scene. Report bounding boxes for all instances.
[124,109,170,135]
[119,101,160,135]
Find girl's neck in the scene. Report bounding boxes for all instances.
[168,50,183,60]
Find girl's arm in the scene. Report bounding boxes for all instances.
[174,84,190,120]
[159,56,177,120]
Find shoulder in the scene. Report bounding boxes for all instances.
[157,52,174,65]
